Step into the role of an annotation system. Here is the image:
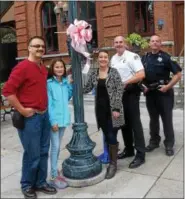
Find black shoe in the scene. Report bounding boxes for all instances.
[35,184,57,195]
[165,147,174,156]
[129,157,145,169]
[117,148,135,159]
[22,188,37,199]
[146,144,159,152]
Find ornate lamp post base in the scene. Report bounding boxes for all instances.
[64,166,107,188]
[62,123,103,180]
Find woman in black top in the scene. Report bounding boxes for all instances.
[84,50,124,179]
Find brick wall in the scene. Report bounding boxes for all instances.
[154,1,174,54]
[96,1,175,53]
[14,1,178,60]
[15,1,70,65]
[14,1,28,57]
[96,1,127,47]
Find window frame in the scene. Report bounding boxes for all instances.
[77,1,98,48]
[41,2,59,54]
[128,1,154,36]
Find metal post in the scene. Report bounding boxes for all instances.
[62,1,102,180]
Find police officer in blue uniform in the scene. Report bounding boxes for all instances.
[141,35,182,156]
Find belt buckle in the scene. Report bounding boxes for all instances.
[35,109,47,114]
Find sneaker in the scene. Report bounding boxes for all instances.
[49,176,68,189]
[57,170,67,182]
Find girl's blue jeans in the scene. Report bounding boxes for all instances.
[50,127,65,178]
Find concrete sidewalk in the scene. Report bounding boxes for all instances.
[1,105,184,198]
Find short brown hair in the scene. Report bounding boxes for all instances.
[28,36,45,46]
[48,58,67,78]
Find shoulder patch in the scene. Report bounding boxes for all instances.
[134,55,139,60]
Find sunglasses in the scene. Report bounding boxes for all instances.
[30,44,46,48]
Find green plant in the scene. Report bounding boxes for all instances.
[0,83,4,90]
[0,82,5,93]
[126,33,149,49]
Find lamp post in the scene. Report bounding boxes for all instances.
[55,1,103,181]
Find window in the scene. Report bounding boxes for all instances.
[128,1,154,36]
[78,1,97,48]
[0,1,13,16]
[42,2,59,53]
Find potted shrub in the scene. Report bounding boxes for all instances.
[0,82,5,104]
[0,82,4,92]
[126,33,149,53]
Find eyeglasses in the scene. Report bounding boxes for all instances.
[30,44,46,49]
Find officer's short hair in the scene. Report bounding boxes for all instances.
[150,34,161,41]
[114,36,126,42]
[114,36,129,49]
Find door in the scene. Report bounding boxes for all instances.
[173,2,184,56]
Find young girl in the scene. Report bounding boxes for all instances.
[47,58,73,189]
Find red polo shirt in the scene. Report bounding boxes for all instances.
[3,59,48,111]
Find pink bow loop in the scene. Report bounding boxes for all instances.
[66,19,92,74]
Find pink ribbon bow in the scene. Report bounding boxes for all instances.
[66,19,92,74]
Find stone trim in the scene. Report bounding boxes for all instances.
[16,52,69,60]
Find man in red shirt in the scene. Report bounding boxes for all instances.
[3,36,57,198]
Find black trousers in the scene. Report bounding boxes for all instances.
[101,120,118,145]
[146,89,175,148]
[121,88,146,157]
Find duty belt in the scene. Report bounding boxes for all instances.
[147,80,169,90]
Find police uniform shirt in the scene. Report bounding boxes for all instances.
[141,50,182,83]
[111,50,144,83]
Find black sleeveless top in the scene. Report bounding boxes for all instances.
[96,78,111,130]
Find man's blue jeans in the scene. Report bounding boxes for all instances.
[50,127,65,178]
[18,111,50,191]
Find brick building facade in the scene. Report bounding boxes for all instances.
[1,1,184,65]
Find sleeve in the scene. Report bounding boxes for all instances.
[110,56,114,67]
[47,83,57,126]
[2,63,26,97]
[141,55,147,66]
[129,53,144,73]
[67,83,73,101]
[83,70,94,94]
[167,56,182,74]
[112,69,123,112]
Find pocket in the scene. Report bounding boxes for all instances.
[12,110,25,129]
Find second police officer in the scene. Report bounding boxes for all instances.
[141,35,182,156]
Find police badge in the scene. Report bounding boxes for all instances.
[157,57,162,62]
[134,55,139,60]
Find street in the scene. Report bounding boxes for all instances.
[1,102,184,198]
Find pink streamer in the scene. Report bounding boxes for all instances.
[66,19,92,74]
